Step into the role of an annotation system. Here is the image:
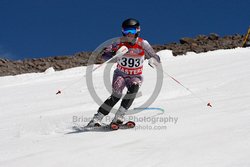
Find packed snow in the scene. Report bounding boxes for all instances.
[0,48,250,167]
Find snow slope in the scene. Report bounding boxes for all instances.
[1,48,250,167]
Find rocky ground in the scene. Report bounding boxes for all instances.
[0,33,245,76]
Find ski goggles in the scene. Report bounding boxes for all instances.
[122,27,137,35]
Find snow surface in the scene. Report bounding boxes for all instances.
[1,48,250,167]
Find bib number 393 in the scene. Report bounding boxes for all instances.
[119,57,142,68]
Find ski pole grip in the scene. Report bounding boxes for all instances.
[115,46,129,58]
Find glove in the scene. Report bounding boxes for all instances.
[116,46,128,57]
[148,57,160,68]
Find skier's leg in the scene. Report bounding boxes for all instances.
[113,77,142,124]
[97,93,122,116]
[121,83,140,109]
[98,75,126,115]
[87,75,125,126]
[121,76,142,109]
[87,93,121,127]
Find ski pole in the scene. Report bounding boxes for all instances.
[56,46,128,95]
[90,46,128,73]
[147,58,212,107]
[242,26,250,47]
[162,69,212,107]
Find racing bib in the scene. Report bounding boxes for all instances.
[116,38,145,75]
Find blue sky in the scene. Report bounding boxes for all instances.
[0,0,249,60]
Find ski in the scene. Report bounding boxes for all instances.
[72,124,110,132]
[70,121,136,133]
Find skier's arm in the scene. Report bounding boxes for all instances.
[101,45,116,61]
[142,40,161,68]
[101,39,123,62]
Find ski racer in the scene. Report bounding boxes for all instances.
[87,18,161,129]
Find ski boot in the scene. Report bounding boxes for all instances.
[110,106,126,130]
[87,112,105,127]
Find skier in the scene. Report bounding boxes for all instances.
[87,18,161,129]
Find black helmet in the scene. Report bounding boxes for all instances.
[122,18,140,37]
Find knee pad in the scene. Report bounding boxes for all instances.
[128,83,140,94]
